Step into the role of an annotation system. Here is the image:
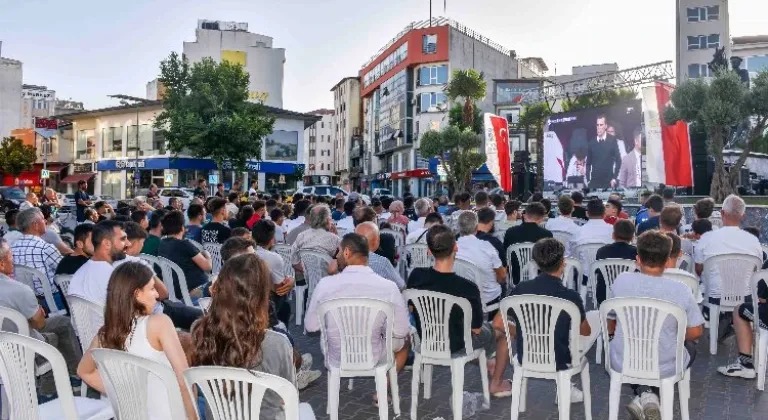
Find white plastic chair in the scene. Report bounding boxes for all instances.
[0,306,31,420]
[590,259,637,364]
[500,295,593,420]
[573,242,608,305]
[335,227,348,237]
[317,298,400,420]
[184,366,315,420]
[390,222,407,238]
[506,242,535,286]
[197,297,212,313]
[203,242,223,275]
[54,274,73,296]
[599,297,691,420]
[67,296,104,397]
[709,215,722,229]
[156,256,194,307]
[750,270,768,391]
[13,264,65,317]
[295,250,332,326]
[403,290,489,420]
[677,253,695,274]
[703,253,761,355]
[664,269,702,304]
[188,239,204,252]
[405,243,434,275]
[551,230,573,248]
[91,348,188,420]
[273,244,295,278]
[454,257,499,314]
[0,332,114,420]
[762,244,768,263]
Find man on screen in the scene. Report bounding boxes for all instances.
[586,114,622,189]
[618,129,642,188]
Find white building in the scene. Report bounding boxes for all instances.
[732,35,768,82]
[0,55,22,138]
[331,77,362,190]
[676,0,730,81]
[304,110,334,184]
[19,84,56,129]
[183,19,285,108]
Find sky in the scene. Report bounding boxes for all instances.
[1,0,766,113]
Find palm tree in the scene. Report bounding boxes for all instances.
[444,69,487,128]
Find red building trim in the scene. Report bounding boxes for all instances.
[359,25,450,97]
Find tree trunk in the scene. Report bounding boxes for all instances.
[463,99,474,129]
[709,130,733,202]
[535,126,544,192]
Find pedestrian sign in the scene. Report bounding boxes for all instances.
[164,174,174,183]
[40,169,50,179]
[208,174,219,185]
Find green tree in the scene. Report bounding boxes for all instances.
[420,126,485,193]
[0,137,37,177]
[154,52,275,173]
[444,69,487,128]
[561,88,637,112]
[448,102,483,134]
[664,70,768,201]
[518,103,551,191]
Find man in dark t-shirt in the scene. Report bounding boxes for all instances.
[55,224,94,275]
[74,180,92,223]
[201,198,231,244]
[503,202,552,284]
[476,207,506,267]
[594,220,637,305]
[157,211,211,298]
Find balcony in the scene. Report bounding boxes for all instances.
[375,135,412,156]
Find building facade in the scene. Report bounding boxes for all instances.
[732,35,768,83]
[0,57,22,139]
[19,84,56,129]
[358,17,524,197]
[54,101,316,199]
[304,110,335,184]
[331,77,362,191]
[676,0,730,81]
[183,19,285,108]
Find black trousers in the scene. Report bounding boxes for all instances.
[162,300,203,330]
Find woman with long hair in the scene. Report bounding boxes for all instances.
[77,262,197,420]
[228,204,254,230]
[190,254,296,419]
[387,200,410,227]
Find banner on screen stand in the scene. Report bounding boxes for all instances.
[483,113,513,192]
[642,82,693,187]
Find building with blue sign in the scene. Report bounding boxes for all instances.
[54,100,318,199]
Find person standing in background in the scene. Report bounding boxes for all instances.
[618,129,642,188]
[586,115,622,189]
[74,180,92,223]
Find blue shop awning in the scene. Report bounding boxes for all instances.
[471,164,496,182]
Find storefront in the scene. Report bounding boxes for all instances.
[95,157,304,199]
[1,163,70,195]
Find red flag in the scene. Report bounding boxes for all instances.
[484,114,513,192]
[655,83,693,187]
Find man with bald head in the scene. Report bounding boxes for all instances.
[355,221,405,289]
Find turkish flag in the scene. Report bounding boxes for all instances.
[655,83,693,187]
[485,114,513,192]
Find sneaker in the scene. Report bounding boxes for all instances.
[296,369,322,390]
[717,362,757,379]
[570,384,584,403]
[299,353,313,372]
[640,391,661,420]
[626,396,645,420]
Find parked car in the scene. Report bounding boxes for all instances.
[372,188,392,199]
[0,187,25,214]
[157,188,195,209]
[297,185,348,199]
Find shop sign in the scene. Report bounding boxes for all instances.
[115,159,146,169]
[74,163,93,173]
[374,172,391,181]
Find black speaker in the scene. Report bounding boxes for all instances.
[514,151,530,163]
[689,123,711,196]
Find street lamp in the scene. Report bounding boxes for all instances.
[108,94,152,198]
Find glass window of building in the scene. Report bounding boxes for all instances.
[101,170,123,198]
[419,92,447,113]
[76,129,96,160]
[422,34,437,54]
[102,127,123,158]
[127,124,155,155]
[363,42,408,87]
[418,65,448,86]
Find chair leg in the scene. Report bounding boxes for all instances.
[678,374,691,420]
[1,386,8,420]
[519,377,528,412]
[328,370,341,420]
[709,304,720,355]
[450,360,465,420]
[389,366,401,417]
[607,373,622,420]
[556,372,572,420]
[375,369,389,420]
[595,334,603,364]
[757,331,768,391]
[659,381,674,420]
[295,286,306,326]
[509,369,524,420]
[410,354,422,420]
[422,364,433,399]
[581,364,593,420]
[478,353,490,407]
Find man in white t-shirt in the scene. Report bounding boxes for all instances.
[407,198,432,234]
[568,198,613,260]
[545,196,580,237]
[695,194,762,302]
[406,213,443,245]
[455,211,506,310]
[69,220,129,306]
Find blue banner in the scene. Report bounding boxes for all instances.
[97,157,303,174]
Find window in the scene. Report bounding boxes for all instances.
[363,42,408,87]
[419,92,447,112]
[417,65,448,86]
[309,150,315,157]
[687,6,719,22]
[687,64,712,79]
[76,129,96,160]
[127,124,154,155]
[423,34,437,54]
[102,127,123,158]
[101,171,123,200]
[321,122,324,128]
[687,34,719,50]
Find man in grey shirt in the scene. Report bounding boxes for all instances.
[252,220,295,326]
[355,221,404,289]
[607,230,704,420]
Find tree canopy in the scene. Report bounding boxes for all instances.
[561,88,637,112]
[154,52,275,172]
[448,102,482,134]
[0,137,37,177]
[664,70,768,201]
[444,69,487,128]
[420,125,485,193]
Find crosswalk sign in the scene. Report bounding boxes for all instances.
[40,169,50,179]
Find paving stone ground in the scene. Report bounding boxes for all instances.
[290,321,768,420]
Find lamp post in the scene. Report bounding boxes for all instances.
[108,94,151,199]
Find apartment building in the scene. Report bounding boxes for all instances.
[331,77,362,191]
[732,35,768,83]
[676,0,730,81]
[304,110,335,184]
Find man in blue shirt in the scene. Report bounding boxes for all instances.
[636,194,664,235]
[74,180,91,223]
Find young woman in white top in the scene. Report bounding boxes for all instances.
[77,262,197,419]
